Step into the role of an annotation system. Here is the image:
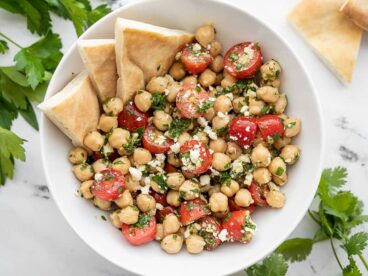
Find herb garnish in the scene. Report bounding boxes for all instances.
[167,117,191,138]
[197,99,215,113]
[123,127,144,154]
[151,175,168,192]
[151,92,166,110]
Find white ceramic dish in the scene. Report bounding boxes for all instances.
[40,0,324,275]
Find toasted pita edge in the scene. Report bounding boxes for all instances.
[340,0,368,31]
[38,71,100,147]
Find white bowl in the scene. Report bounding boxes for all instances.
[40,0,324,275]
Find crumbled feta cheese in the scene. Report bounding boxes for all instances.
[225,93,234,100]
[164,88,170,96]
[137,117,142,122]
[144,177,151,186]
[136,165,146,172]
[218,229,229,242]
[141,184,150,195]
[238,154,250,163]
[232,160,244,174]
[129,167,142,181]
[230,135,238,141]
[170,142,181,154]
[240,105,249,114]
[210,167,220,176]
[192,43,202,52]
[199,175,211,186]
[94,172,103,181]
[244,173,253,186]
[190,148,200,164]
[155,135,167,145]
[156,203,164,210]
[184,228,191,239]
[175,51,181,60]
[217,111,226,118]
[198,117,208,127]
[203,125,217,140]
[156,154,166,163]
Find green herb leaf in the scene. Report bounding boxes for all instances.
[19,99,38,130]
[0,40,9,54]
[275,166,284,176]
[342,232,368,257]
[168,117,191,138]
[0,97,18,129]
[246,253,288,276]
[216,127,228,137]
[151,174,168,192]
[276,238,313,262]
[18,0,52,35]
[197,99,215,113]
[151,92,166,110]
[87,4,111,26]
[343,258,362,276]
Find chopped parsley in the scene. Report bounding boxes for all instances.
[216,127,228,137]
[275,167,284,176]
[133,213,151,229]
[168,117,191,138]
[219,171,231,185]
[224,213,232,222]
[197,99,215,113]
[101,215,107,221]
[260,105,271,115]
[151,175,168,192]
[156,64,161,71]
[118,186,123,194]
[285,122,296,129]
[151,92,166,110]
[229,53,239,61]
[123,127,144,154]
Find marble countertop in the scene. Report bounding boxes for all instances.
[0,0,367,275]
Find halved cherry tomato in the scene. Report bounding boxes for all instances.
[180,43,213,74]
[224,42,262,79]
[118,101,149,132]
[222,210,256,243]
[150,190,167,206]
[164,163,177,173]
[179,198,211,225]
[122,213,156,245]
[249,182,268,206]
[229,116,258,147]
[257,115,284,142]
[91,169,125,201]
[142,126,174,154]
[198,216,222,250]
[180,139,212,174]
[156,206,176,223]
[176,83,210,119]
[228,197,257,214]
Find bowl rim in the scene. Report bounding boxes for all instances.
[40,0,325,274]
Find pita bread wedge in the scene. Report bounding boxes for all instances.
[288,0,363,84]
[115,18,194,103]
[38,71,100,147]
[340,0,368,31]
[78,39,117,101]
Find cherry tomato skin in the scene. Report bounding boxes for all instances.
[164,163,177,173]
[180,140,212,174]
[176,83,210,119]
[229,116,258,147]
[181,43,213,74]
[198,216,222,250]
[257,115,285,141]
[222,210,255,243]
[224,42,262,79]
[249,182,268,207]
[156,206,176,223]
[91,169,125,201]
[228,197,257,214]
[179,198,211,225]
[150,190,167,206]
[118,101,149,132]
[91,151,120,162]
[142,126,174,154]
[122,215,156,246]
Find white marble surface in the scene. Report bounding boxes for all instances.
[0,0,367,275]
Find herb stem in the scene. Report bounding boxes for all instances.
[307,209,320,225]
[0,32,23,49]
[329,237,343,270]
[358,253,368,271]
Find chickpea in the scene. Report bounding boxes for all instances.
[103,97,124,116]
[232,97,247,114]
[150,178,166,194]
[212,153,231,171]
[83,131,104,151]
[210,138,227,153]
[215,73,223,85]
[146,76,169,93]
[92,159,110,173]
[214,95,232,113]
[186,234,205,254]
[80,180,94,199]
[133,148,152,165]
[114,190,133,208]
[167,152,181,167]
[251,144,271,168]
[134,91,152,112]
[257,86,279,103]
[235,189,254,207]
[209,192,228,212]
[268,157,287,180]
[97,114,117,133]
[208,184,221,197]
[136,194,156,212]
[178,132,192,146]
[182,171,195,179]
[273,174,287,186]
[249,99,265,115]
[209,40,222,57]
[182,75,197,85]
[94,197,111,210]
[156,224,164,241]
[260,60,281,81]
[280,145,300,165]
[166,172,185,190]
[273,94,287,114]
[284,118,301,138]
[262,78,281,89]
[195,24,215,47]
[110,210,123,229]
[199,69,216,87]
[68,147,87,164]
[209,55,224,73]
[161,234,183,254]
[253,168,272,185]
[167,190,181,207]
[169,62,186,80]
[163,214,181,235]
[125,174,142,192]
[212,115,230,131]
[166,82,182,103]
[221,73,237,88]
[72,163,93,182]
[226,142,242,160]
[179,180,200,200]
[118,205,139,224]
[266,190,285,208]
[108,128,130,149]
[195,132,209,144]
[274,136,291,150]
[153,110,172,131]
[204,107,216,121]
[111,157,130,175]
[221,180,240,197]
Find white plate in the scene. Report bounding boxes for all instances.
[40,0,324,275]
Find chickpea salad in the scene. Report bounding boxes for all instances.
[69,24,301,254]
